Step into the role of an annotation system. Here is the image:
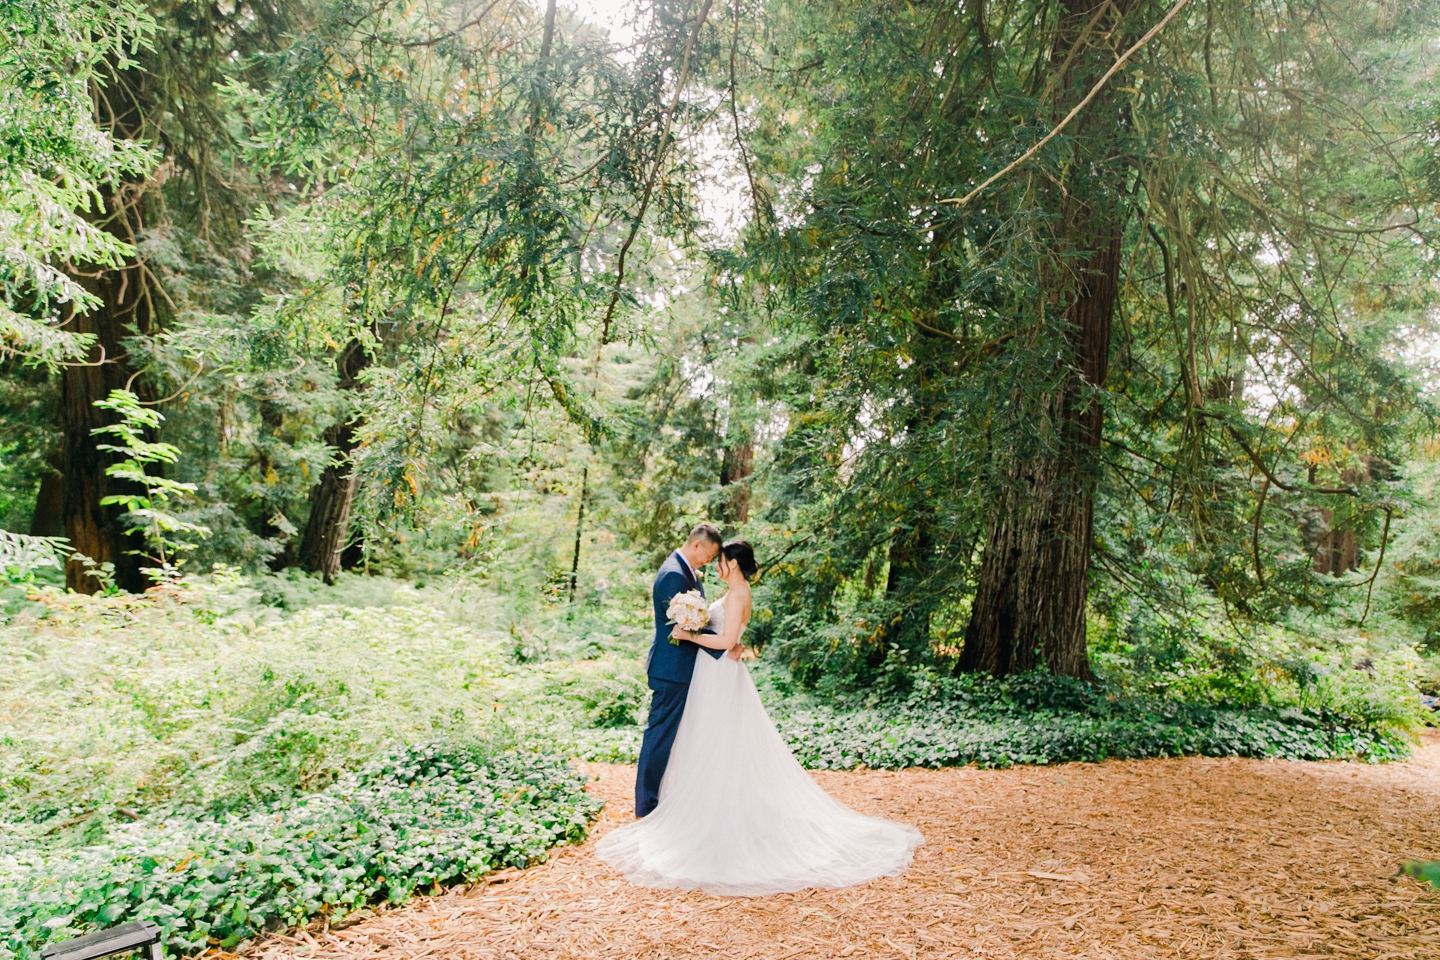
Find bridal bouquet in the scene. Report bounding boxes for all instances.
[666,589,709,645]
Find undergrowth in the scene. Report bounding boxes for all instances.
[764,672,1417,769]
[0,569,1428,958]
[1,742,600,959]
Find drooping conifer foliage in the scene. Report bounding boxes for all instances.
[701,0,1440,684]
[5,0,1440,693]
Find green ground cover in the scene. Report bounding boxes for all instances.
[3,744,598,957]
[0,571,1427,958]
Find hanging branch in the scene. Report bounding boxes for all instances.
[1357,506,1393,626]
[527,0,558,139]
[1224,424,1358,497]
[596,0,716,346]
[1147,223,1202,410]
[756,532,815,580]
[727,0,766,228]
[1250,477,1269,589]
[941,0,1192,208]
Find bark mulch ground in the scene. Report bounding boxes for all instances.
[245,731,1440,959]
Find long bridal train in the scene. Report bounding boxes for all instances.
[597,601,922,897]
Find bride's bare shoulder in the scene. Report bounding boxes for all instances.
[724,584,752,618]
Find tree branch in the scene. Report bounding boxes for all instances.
[597,0,716,345]
[1225,424,1357,496]
[1251,477,1269,589]
[942,0,1192,208]
[1358,506,1393,626]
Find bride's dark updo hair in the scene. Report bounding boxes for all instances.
[721,540,759,580]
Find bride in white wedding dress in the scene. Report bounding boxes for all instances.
[596,541,923,897]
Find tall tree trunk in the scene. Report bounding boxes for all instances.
[567,465,588,605]
[28,452,64,537]
[59,166,160,593]
[59,278,155,593]
[55,51,162,594]
[719,442,753,523]
[297,339,368,583]
[960,0,1131,678]
[960,232,1119,678]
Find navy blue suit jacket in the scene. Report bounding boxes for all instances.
[646,550,722,684]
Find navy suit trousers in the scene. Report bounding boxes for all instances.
[634,677,689,817]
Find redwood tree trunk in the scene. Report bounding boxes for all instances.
[959,234,1119,678]
[58,58,158,593]
[959,0,1131,678]
[719,442,754,523]
[28,453,64,538]
[297,339,368,583]
[59,272,154,593]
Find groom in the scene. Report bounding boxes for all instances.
[635,522,724,817]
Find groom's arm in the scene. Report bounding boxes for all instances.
[654,570,690,643]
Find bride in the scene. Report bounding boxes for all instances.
[596,540,922,897]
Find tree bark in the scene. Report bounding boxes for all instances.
[297,339,368,583]
[54,52,162,593]
[719,442,753,523]
[960,0,1131,678]
[961,229,1120,680]
[59,169,161,593]
[58,283,155,593]
[28,453,64,538]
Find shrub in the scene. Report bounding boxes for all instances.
[783,693,1411,771]
[772,674,1414,770]
[0,579,622,842]
[1,742,601,960]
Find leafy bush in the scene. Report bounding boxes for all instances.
[1400,861,1440,889]
[0,576,638,843]
[768,672,1415,769]
[1,742,601,960]
[551,660,650,729]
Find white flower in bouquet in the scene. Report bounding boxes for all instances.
[666,589,709,645]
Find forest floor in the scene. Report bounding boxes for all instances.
[239,732,1440,960]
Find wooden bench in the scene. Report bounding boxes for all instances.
[39,921,163,960]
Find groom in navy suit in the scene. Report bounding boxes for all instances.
[635,522,724,817]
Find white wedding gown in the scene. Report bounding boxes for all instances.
[596,598,923,897]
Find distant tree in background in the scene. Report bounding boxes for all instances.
[26,0,313,591]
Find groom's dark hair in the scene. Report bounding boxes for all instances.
[687,522,723,547]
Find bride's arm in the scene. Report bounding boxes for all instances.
[669,627,733,650]
[672,597,745,651]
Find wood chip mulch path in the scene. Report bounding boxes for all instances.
[241,731,1440,959]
